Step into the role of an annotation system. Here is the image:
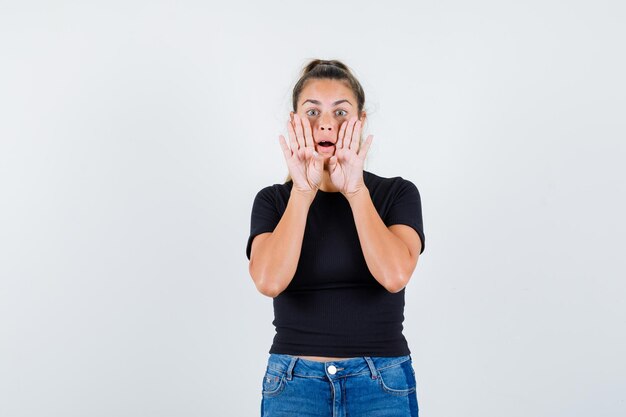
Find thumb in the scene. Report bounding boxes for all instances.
[312,150,323,170]
[328,155,338,173]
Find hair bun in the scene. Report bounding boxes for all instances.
[303,59,349,75]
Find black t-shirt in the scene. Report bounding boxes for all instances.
[246,170,425,357]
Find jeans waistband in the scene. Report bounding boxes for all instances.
[266,353,412,381]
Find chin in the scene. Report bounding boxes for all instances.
[315,147,334,157]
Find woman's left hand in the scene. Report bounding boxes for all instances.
[328,116,373,198]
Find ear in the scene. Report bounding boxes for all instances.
[359,111,367,123]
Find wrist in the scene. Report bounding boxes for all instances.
[291,188,317,204]
[344,185,369,204]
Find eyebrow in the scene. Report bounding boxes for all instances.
[301,99,353,107]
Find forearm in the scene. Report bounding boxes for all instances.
[346,188,412,293]
[251,190,314,297]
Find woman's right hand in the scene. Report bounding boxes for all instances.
[278,113,324,196]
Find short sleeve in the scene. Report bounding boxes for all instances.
[246,186,281,260]
[384,179,425,254]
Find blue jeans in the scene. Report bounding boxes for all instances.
[261,353,419,416]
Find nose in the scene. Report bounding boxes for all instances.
[317,114,337,134]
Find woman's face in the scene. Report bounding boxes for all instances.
[293,78,366,158]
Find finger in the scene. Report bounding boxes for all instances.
[301,116,315,149]
[349,119,362,151]
[344,117,358,149]
[304,147,314,163]
[286,120,299,151]
[338,120,348,149]
[278,134,292,160]
[358,134,373,160]
[293,114,306,150]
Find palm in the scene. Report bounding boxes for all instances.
[278,114,324,193]
[286,146,323,191]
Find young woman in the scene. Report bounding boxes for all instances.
[246,59,425,416]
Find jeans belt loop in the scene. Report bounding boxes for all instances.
[364,356,379,380]
[286,356,298,381]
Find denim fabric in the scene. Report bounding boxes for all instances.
[261,353,419,416]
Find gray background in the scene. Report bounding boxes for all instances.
[1,1,624,416]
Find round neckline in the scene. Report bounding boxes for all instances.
[316,188,341,194]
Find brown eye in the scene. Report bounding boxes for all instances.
[336,110,348,117]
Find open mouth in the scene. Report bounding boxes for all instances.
[316,141,335,153]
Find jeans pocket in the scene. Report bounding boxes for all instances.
[377,359,417,396]
[261,367,286,398]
